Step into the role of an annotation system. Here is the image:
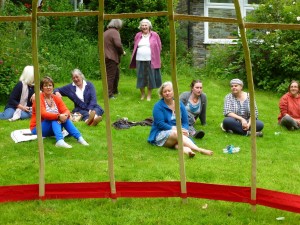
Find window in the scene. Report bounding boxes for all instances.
[204,0,260,44]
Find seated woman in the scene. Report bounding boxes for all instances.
[179,79,206,139]
[0,65,34,121]
[54,69,104,126]
[278,80,300,130]
[30,76,89,148]
[221,78,264,136]
[148,81,213,157]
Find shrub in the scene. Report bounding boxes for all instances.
[0,0,30,100]
[203,44,236,81]
[223,0,300,93]
[0,0,193,97]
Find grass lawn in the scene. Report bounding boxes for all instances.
[0,75,299,224]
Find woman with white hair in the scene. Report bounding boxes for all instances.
[104,19,125,99]
[130,19,162,101]
[54,69,104,126]
[0,65,34,120]
[221,78,264,136]
[148,81,213,157]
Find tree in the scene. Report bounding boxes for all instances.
[228,0,300,93]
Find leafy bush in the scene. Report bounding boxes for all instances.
[0,1,32,100]
[0,0,193,102]
[87,0,170,51]
[222,0,300,93]
[204,44,236,80]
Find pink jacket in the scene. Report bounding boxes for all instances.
[278,92,300,122]
[129,31,162,69]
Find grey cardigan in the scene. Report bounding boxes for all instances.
[179,91,207,125]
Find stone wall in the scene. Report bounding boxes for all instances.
[176,0,207,67]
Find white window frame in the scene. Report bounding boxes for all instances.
[204,0,258,44]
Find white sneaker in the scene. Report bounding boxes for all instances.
[55,140,72,148]
[78,137,89,146]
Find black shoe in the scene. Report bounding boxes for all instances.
[194,130,205,139]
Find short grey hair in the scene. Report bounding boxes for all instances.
[230,78,243,86]
[107,19,123,29]
[71,68,86,80]
[19,65,34,85]
[138,19,152,30]
[158,81,173,98]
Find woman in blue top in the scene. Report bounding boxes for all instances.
[54,69,104,126]
[0,65,34,121]
[148,81,213,157]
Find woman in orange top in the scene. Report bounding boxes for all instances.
[30,76,89,148]
[278,80,300,130]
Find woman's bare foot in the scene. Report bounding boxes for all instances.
[200,149,213,156]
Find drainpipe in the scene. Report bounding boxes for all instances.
[187,0,191,49]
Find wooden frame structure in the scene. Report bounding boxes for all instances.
[0,0,299,213]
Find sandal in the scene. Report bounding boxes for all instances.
[188,151,196,158]
[85,110,96,125]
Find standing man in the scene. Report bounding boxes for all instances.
[104,19,125,99]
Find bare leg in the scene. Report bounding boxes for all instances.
[147,88,152,101]
[175,145,195,158]
[164,131,195,157]
[140,88,145,100]
[182,135,213,155]
[164,130,213,156]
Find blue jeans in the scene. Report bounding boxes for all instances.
[222,117,264,135]
[31,119,81,142]
[0,107,31,120]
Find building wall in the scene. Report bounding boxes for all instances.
[176,0,207,67]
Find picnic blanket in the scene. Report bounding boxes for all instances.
[11,129,37,143]
[11,129,69,143]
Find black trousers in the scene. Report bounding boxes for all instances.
[105,58,120,97]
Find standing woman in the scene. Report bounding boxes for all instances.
[148,81,213,157]
[54,69,104,126]
[130,19,162,101]
[221,78,264,136]
[278,80,300,130]
[0,65,34,121]
[179,80,207,139]
[30,76,89,148]
[104,19,125,99]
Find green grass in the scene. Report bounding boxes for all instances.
[0,75,299,224]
